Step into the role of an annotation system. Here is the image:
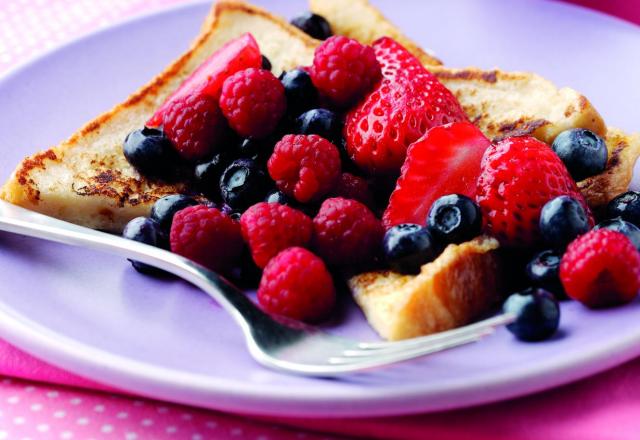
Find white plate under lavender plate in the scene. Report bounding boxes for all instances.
[1,0,640,418]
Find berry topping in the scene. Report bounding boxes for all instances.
[264,189,293,205]
[312,197,383,266]
[261,55,272,71]
[383,224,437,274]
[240,202,313,268]
[383,122,490,228]
[194,152,230,200]
[503,288,560,342]
[310,36,381,107]
[169,205,243,273]
[150,194,199,233]
[162,93,226,161]
[426,194,482,245]
[539,195,591,249]
[290,12,332,40]
[344,37,468,174]
[526,250,566,299]
[607,191,640,227]
[267,134,341,203]
[560,229,640,308]
[220,68,286,139]
[294,108,342,145]
[123,127,181,180]
[330,172,374,209]
[593,218,640,251]
[280,68,318,115]
[551,128,608,181]
[258,247,335,323]
[476,136,593,248]
[220,158,269,210]
[122,217,168,275]
[148,34,261,126]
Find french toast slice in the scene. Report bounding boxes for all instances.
[0,1,317,232]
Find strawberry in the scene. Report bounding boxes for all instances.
[147,33,261,127]
[476,136,594,248]
[383,122,491,228]
[344,37,468,175]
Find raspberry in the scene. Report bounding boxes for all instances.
[219,68,286,139]
[170,205,243,273]
[330,172,375,209]
[240,202,313,268]
[162,93,226,161]
[310,35,381,107]
[560,229,640,308]
[267,134,341,203]
[313,197,383,266]
[476,136,593,248]
[258,247,336,323]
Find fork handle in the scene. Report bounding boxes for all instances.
[0,200,265,333]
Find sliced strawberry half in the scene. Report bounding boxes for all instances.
[147,33,261,127]
[383,122,491,229]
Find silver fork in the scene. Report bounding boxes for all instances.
[0,200,515,376]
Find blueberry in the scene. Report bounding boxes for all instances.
[593,217,640,251]
[539,196,590,249]
[607,191,640,227]
[236,137,274,163]
[426,194,482,245]
[383,224,438,274]
[122,217,168,275]
[220,159,269,210]
[503,288,560,342]
[150,194,199,233]
[551,128,608,181]
[265,189,292,205]
[290,12,332,40]
[194,153,230,200]
[123,127,181,180]
[526,250,566,299]
[261,55,272,71]
[280,69,318,116]
[295,109,342,145]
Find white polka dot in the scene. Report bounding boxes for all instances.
[6,396,19,404]
[166,426,177,434]
[157,406,168,414]
[36,424,50,432]
[125,433,137,440]
[30,403,43,411]
[205,421,218,429]
[77,417,89,425]
[231,428,243,436]
[117,412,128,419]
[94,404,105,412]
[60,431,74,439]
[0,431,7,439]
[101,424,113,433]
[70,398,82,405]
[54,410,66,418]
[47,391,59,398]
[192,435,203,440]
[141,418,153,427]
[13,416,25,425]
[24,385,36,392]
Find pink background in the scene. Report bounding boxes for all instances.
[1,0,640,439]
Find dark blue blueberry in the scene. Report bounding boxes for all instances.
[426,194,482,245]
[526,250,566,299]
[236,137,274,163]
[383,224,438,274]
[220,159,269,210]
[122,217,168,275]
[150,194,199,233]
[551,128,608,181]
[194,153,230,200]
[261,55,272,71]
[290,12,332,40]
[539,196,590,249]
[295,108,342,145]
[594,217,640,251]
[280,69,318,116]
[503,288,560,342]
[607,191,640,227]
[265,189,292,205]
[123,127,181,180]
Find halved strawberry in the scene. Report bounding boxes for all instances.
[383,122,491,229]
[344,37,468,175]
[147,33,261,127]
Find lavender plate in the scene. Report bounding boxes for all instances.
[1,0,640,418]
